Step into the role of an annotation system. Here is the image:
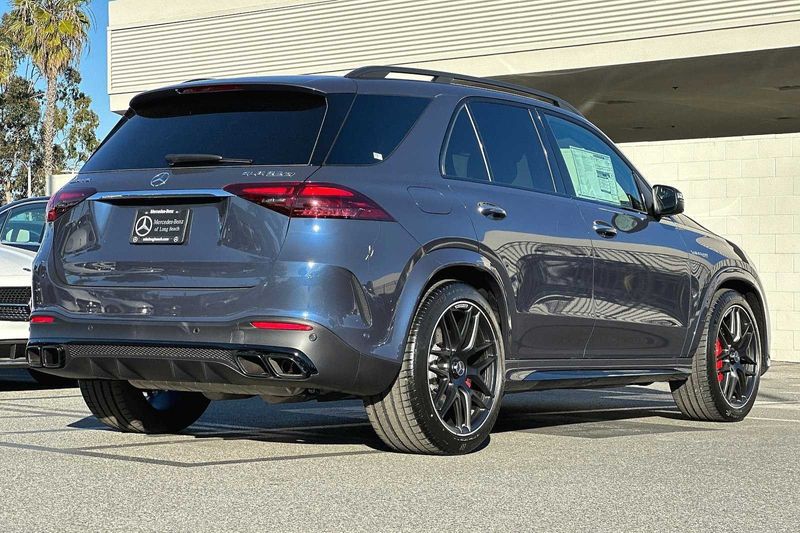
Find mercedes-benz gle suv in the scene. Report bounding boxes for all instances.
[27,67,769,454]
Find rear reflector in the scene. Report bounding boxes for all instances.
[47,187,96,222]
[224,182,393,221]
[250,321,313,331]
[30,316,55,324]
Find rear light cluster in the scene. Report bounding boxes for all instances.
[46,187,96,222]
[224,182,393,221]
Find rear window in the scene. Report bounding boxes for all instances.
[82,90,327,172]
[326,95,430,165]
[469,102,556,193]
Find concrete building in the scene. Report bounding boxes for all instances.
[107,0,800,361]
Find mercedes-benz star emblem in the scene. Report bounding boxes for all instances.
[452,359,466,378]
[150,172,170,187]
[134,215,153,237]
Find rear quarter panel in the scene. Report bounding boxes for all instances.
[305,93,490,360]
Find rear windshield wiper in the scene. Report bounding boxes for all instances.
[165,153,253,167]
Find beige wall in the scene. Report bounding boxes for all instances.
[107,0,800,111]
[47,173,75,196]
[620,133,800,362]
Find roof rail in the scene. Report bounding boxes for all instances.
[346,65,582,116]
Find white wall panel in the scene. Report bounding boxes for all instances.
[109,0,800,96]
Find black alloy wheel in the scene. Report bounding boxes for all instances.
[364,282,505,454]
[427,301,500,435]
[671,289,762,422]
[713,304,761,407]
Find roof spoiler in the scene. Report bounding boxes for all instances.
[128,81,328,113]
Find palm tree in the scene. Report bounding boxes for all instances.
[5,0,90,182]
[0,29,14,85]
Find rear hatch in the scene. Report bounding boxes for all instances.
[52,85,347,289]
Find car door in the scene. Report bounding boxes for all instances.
[541,111,691,360]
[442,100,594,360]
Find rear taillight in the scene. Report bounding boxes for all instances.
[30,315,55,324]
[224,182,393,221]
[46,187,96,222]
[223,183,298,216]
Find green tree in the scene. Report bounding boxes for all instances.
[57,67,99,169]
[0,75,40,202]
[4,0,91,183]
[0,69,99,202]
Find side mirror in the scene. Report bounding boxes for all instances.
[653,185,684,217]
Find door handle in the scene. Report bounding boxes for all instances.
[477,202,507,220]
[593,220,618,238]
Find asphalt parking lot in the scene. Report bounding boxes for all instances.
[1,364,798,532]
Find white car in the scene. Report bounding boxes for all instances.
[0,197,60,383]
[0,242,36,368]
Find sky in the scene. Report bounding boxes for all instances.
[1,0,119,139]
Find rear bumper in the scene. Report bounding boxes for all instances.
[28,315,399,397]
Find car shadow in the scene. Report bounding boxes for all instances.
[0,368,77,391]
[64,386,705,456]
[493,387,710,439]
[68,397,388,450]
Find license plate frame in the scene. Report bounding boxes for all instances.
[130,207,191,245]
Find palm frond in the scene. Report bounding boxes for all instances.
[5,0,91,78]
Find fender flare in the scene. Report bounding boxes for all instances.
[371,242,514,362]
[686,265,770,368]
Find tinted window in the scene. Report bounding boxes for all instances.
[1,203,45,245]
[327,95,430,164]
[442,107,489,182]
[469,102,555,192]
[545,114,644,211]
[82,91,327,171]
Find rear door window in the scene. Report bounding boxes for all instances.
[544,114,645,211]
[326,95,430,165]
[1,203,46,246]
[442,107,489,182]
[468,102,556,193]
[82,90,328,171]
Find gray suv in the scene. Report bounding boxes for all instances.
[28,67,769,454]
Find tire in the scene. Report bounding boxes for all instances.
[79,379,210,433]
[28,369,77,388]
[364,282,505,454]
[671,289,762,422]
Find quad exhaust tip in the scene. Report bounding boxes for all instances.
[26,346,42,368]
[26,345,65,369]
[235,351,315,380]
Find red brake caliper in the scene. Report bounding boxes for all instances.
[714,338,724,382]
